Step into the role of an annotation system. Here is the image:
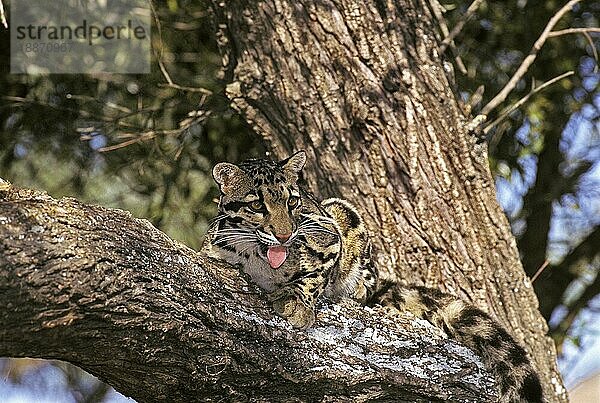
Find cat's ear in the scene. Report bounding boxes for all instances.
[281,151,306,175]
[213,163,251,195]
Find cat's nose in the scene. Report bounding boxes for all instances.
[275,233,291,243]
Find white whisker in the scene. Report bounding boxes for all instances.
[216,239,258,248]
[215,229,256,235]
[236,243,258,255]
[300,213,337,225]
[214,235,258,243]
[299,227,338,237]
[216,227,255,232]
[298,224,335,234]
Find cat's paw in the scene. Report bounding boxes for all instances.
[269,288,315,329]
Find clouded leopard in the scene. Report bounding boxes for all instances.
[203,151,543,403]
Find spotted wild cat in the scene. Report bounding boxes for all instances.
[203,151,543,403]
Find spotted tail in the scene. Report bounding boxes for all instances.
[367,282,544,403]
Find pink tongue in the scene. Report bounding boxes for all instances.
[267,246,287,269]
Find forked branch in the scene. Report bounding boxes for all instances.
[478,0,584,118]
[482,70,574,134]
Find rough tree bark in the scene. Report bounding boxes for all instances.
[1,0,567,401]
[1,183,499,402]
[211,0,566,401]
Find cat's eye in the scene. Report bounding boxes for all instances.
[288,196,300,208]
[249,201,264,211]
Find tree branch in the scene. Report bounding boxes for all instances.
[478,0,583,118]
[438,0,484,53]
[0,183,497,402]
[482,70,574,135]
[149,0,213,96]
[551,227,600,343]
[548,27,600,37]
[0,0,6,29]
[429,0,467,74]
[557,226,600,272]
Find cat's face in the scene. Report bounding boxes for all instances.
[212,151,306,268]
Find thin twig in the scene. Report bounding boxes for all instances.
[548,27,600,37]
[96,127,187,152]
[531,260,550,283]
[547,26,600,71]
[97,112,209,152]
[148,1,213,95]
[148,0,174,85]
[158,83,213,95]
[67,94,133,113]
[429,0,467,74]
[479,0,583,117]
[97,134,154,152]
[582,31,599,72]
[3,96,99,119]
[482,70,574,134]
[439,0,485,53]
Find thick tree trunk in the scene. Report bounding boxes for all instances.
[211,0,566,400]
[0,183,498,402]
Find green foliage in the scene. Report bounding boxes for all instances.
[0,1,262,249]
